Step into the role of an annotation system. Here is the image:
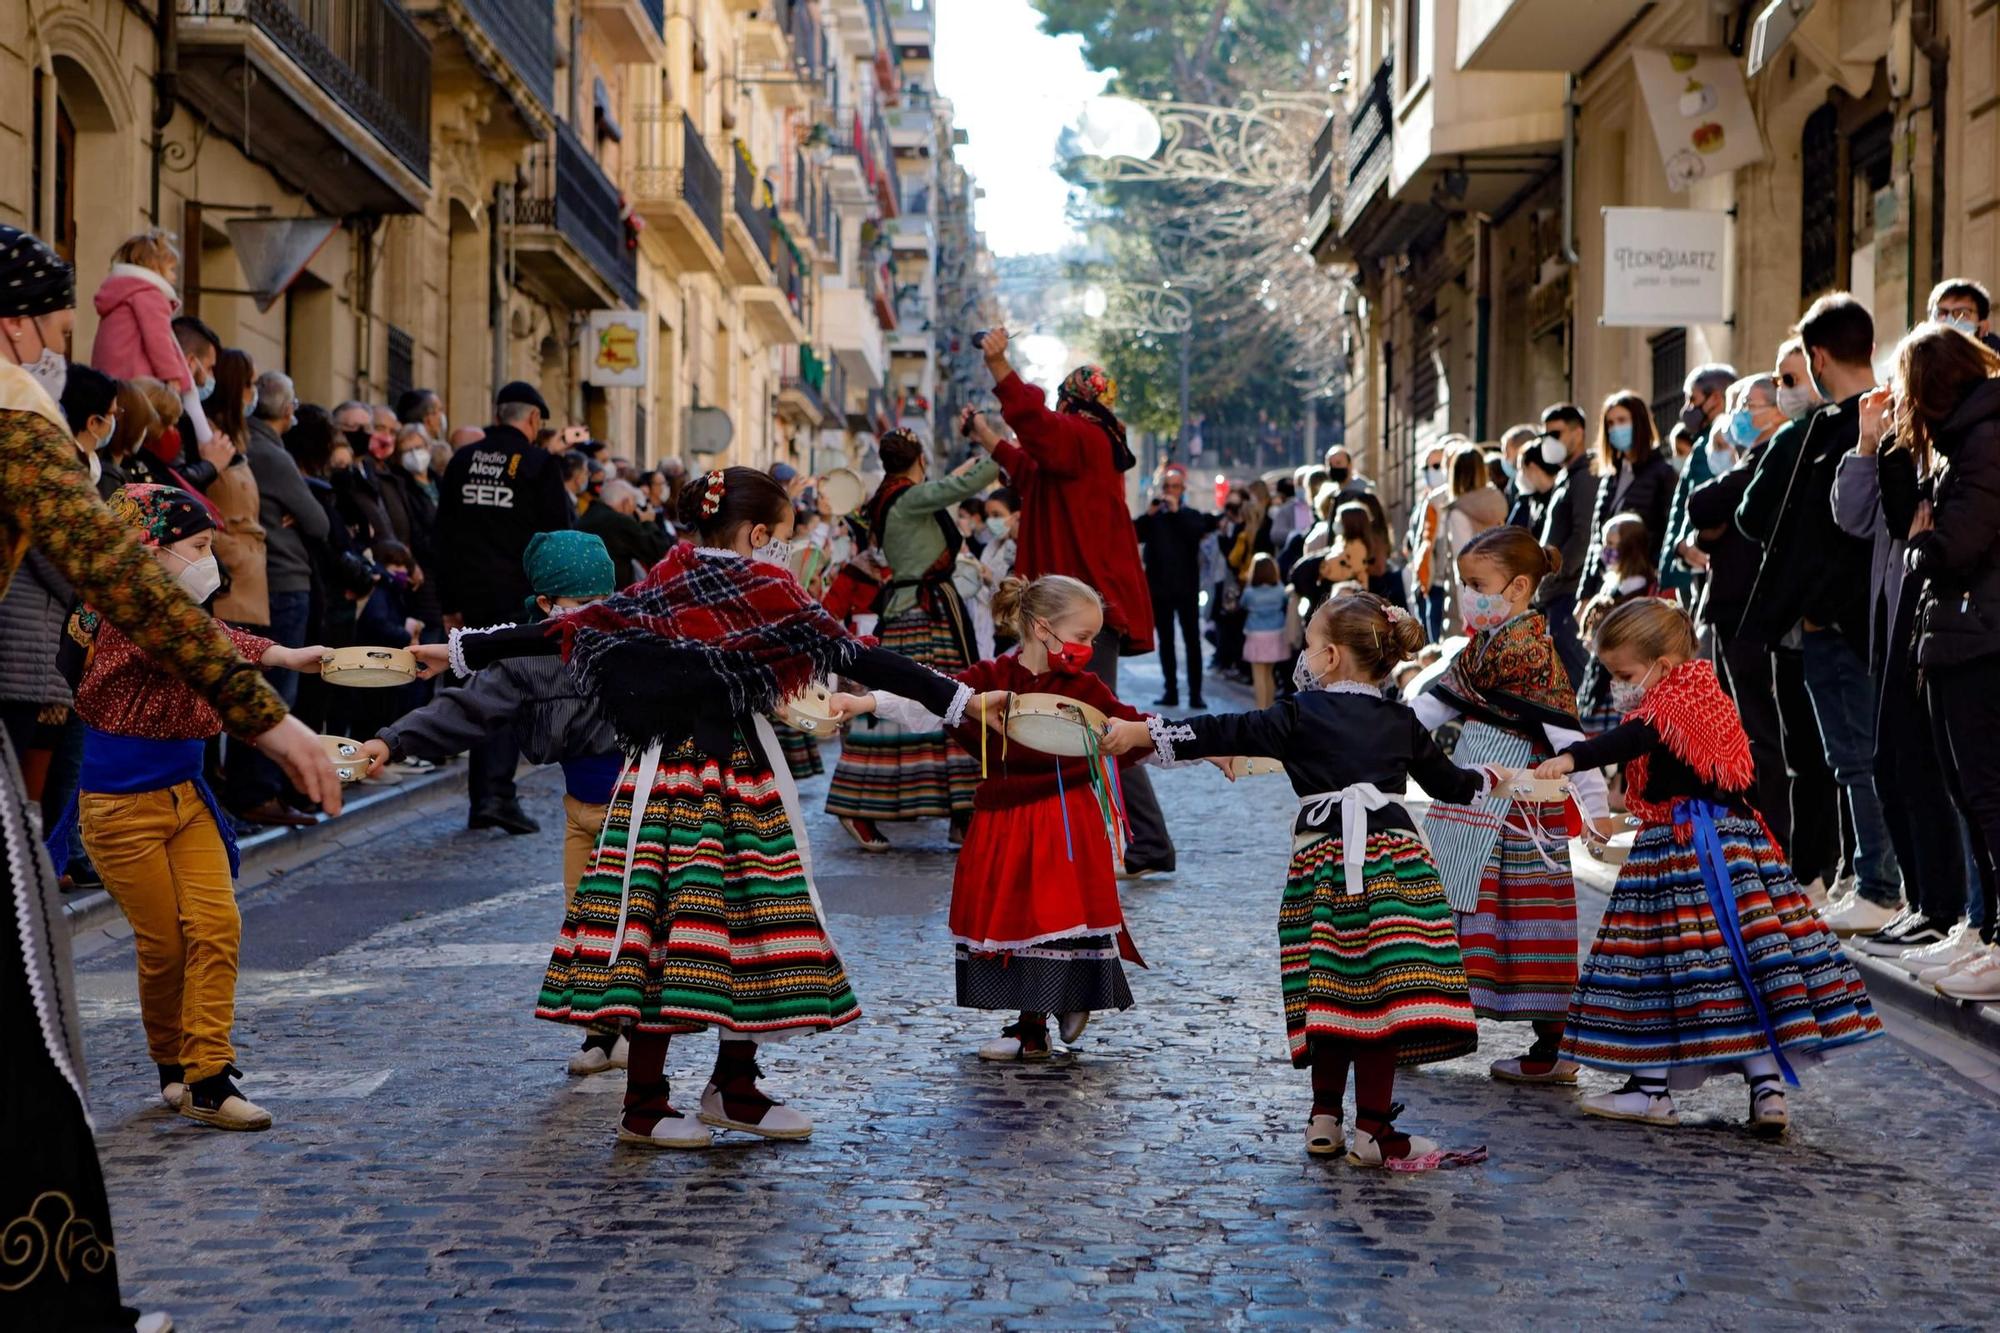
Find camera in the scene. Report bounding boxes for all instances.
[971,329,990,351]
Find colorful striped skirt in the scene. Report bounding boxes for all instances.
[1560,811,1882,1075]
[536,734,860,1038]
[775,722,824,780]
[1280,830,1478,1069]
[824,600,978,822]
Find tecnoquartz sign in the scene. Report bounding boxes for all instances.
[1600,207,1731,328]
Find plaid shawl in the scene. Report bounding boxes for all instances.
[552,543,863,754]
[1430,610,1579,734]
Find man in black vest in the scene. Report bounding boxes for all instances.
[435,381,573,833]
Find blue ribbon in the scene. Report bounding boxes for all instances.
[1052,752,1075,862]
[45,729,240,879]
[1683,798,1798,1086]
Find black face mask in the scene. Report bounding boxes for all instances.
[1327,466,1350,485]
[345,428,372,456]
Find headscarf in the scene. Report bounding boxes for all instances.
[0,225,75,317]
[105,483,216,548]
[1057,363,1135,472]
[524,530,616,608]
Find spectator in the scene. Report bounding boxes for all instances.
[1927,277,2000,355]
[979,486,1020,653]
[1268,476,1306,550]
[169,315,229,483]
[1134,462,1217,707]
[1572,391,1674,606]
[1898,323,2000,997]
[100,376,159,497]
[1533,402,1598,684]
[1322,443,1372,499]
[205,349,270,632]
[128,375,210,504]
[329,399,393,547]
[1239,552,1288,708]
[447,425,485,451]
[1405,438,1453,638]
[578,476,670,583]
[1507,442,1562,535]
[88,229,213,447]
[283,407,375,744]
[395,386,448,444]
[1499,423,1541,492]
[556,451,589,519]
[1661,362,1737,600]
[433,380,572,835]
[1574,511,1663,733]
[1738,292,1902,934]
[1436,442,1507,635]
[57,363,119,489]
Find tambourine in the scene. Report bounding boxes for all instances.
[818,468,865,516]
[778,682,841,736]
[1003,692,1109,757]
[1596,828,1638,866]
[320,646,418,688]
[1500,774,1573,804]
[321,734,367,784]
[1229,756,1286,777]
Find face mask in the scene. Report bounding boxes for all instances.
[1706,442,1737,480]
[1775,384,1818,421]
[1327,466,1350,485]
[145,425,182,463]
[1725,409,1757,448]
[164,548,222,603]
[1036,622,1093,675]
[1941,313,1979,336]
[752,538,796,568]
[1293,646,1328,692]
[21,346,66,402]
[434,411,448,438]
[1499,457,1518,482]
[345,428,372,456]
[1678,402,1709,437]
[1423,465,1445,490]
[1607,423,1635,453]
[1601,544,1622,569]
[196,374,215,403]
[1609,661,1661,715]
[1456,585,1514,635]
[401,449,429,476]
[985,516,1012,540]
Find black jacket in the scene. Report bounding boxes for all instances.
[1576,453,1676,594]
[1910,378,2000,669]
[435,423,574,626]
[1536,453,1599,607]
[1133,502,1217,597]
[1685,443,1767,638]
[1736,394,1875,653]
[578,501,671,585]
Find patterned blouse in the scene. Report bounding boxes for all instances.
[0,384,285,741]
[74,619,274,740]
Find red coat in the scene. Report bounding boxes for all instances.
[991,373,1155,653]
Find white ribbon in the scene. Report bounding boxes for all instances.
[606,741,664,961]
[1297,783,1415,897]
[751,713,833,934]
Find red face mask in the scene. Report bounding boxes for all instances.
[144,426,182,463]
[1037,623,1094,675]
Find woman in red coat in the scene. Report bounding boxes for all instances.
[965,330,1176,874]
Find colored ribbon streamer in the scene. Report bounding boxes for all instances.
[1685,798,1800,1087]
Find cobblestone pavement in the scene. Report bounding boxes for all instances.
[75,661,2000,1329]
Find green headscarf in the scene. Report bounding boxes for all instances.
[523,530,616,617]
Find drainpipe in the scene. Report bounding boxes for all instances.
[1561,72,1580,399]
[351,218,377,401]
[1474,216,1491,442]
[150,0,178,224]
[1912,0,1949,294]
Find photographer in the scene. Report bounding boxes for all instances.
[1133,463,1217,707]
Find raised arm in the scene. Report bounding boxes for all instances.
[895,457,1001,514]
[994,373,1089,478]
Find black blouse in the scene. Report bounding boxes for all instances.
[1158,687,1487,836]
[1561,718,1751,810]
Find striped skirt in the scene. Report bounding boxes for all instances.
[824,601,978,822]
[536,735,859,1038]
[775,722,824,780]
[1561,811,1882,1074]
[1280,830,1478,1069]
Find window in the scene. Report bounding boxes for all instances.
[1799,104,1838,299]
[1401,0,1426,93]
[32,75,80,264]
[1648,328,1686,433]
[385,324,414,405]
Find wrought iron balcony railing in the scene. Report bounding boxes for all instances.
[518,120,639,305]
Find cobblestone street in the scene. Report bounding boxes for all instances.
[74,665,2000,1329]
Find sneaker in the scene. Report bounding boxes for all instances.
[1489,1055,1581,1084]
[158,1062,186,1110]
[1937,945,2000,1002]
[568,1033,629,1076]
[1577,1080,1677,1127]
[697,1079,813,1140]
[1859,914,1955,958]
[392,756,438,774]
[1908,923,1983,980]
[1926,941,1998,988]
[838,816,890,853]
[977,1021,1051,1062]
[1058,1011,1091,1044]
[178,1066,273,1131]
[1822,895,1902,936]
[1305,1113,1345,1157]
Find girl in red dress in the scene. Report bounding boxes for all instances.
[832,574,1159,1060]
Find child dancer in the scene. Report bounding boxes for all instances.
[830,574,1155,1062]
[1106,591,1499,1166]
[362,530,627,1075]
[49,484,328,1130]
[1535,599,1882,1133]
[425,468,1004,1148]
[1413,527,1614,1084]
[1574,512,1661,734]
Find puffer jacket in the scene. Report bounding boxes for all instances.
[1910,377,2000,668]
[90,263,195,393]
[377,651,615,766]
[0,548,75,706]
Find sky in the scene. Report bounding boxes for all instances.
[933,0,1108,257]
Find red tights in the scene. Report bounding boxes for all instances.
[1309,1039,1406,1152]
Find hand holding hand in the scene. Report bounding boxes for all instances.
[359,738,392,777]
[1589,816,1623,842]
[410,641,453,680]
[1099,717,1153,756]
[1532,754,1576,780]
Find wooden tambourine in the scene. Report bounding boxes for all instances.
[1500,774,1573,804]
[321,734,367,784]
[1003,692,1109,757]
[1597,828,1637,866]
[778,682,841,736]
[320,646,418,689]
[1229,756,1286,777]
[818,468,865,516]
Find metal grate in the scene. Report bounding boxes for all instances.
[1800,103,1838,301]
[1648,328,1686,432]
[385,323,413,405]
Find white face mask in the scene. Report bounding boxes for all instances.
[164,548,222,603]
[21,345,66,402]
[1775,384,1819,421]
[1609,661,1661,715]
[1456,585,1513,635]
[753,537,796,568]
[1292,645,1328,692]
[985,516,1012,540]
[401,449,429,476]
[1424,465,1446,491]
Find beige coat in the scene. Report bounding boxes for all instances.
[209,441,270,626]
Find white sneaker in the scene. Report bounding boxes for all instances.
[1937,945,2000,1002]
[698,1081,813,1140]
[1347,1124,1439,1167]
[567,1034,629,1076]
[1577,1085,1678,1126]
[1822,895,1901,936]
[1058,1011,1091,1044]
[1857,909,1953,958]
[616,1109,712,1149]
[1905,922,1979,978]
[1926,941,1997,987]
[1305,1113,1345,1157]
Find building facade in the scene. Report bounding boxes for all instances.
[1311,0,2000,530]
[3,0,995,473]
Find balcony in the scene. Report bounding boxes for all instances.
[743,223,810,347]
[824,107,877,205]
[514,121,640,308]
[407,0,555,134]
[1305,111,1340,262]
[887,0,931,54]
[886,106,931,150]
[821,284,886,389]
[743,7,788,65]
[1456,0,1652,72]
[173,0,431,215]
[868,261,897,330]
[723,148,776,287]
[777,345,830,427]
[583,0,665,64]
[630,106,726,275]
[885,214,933,256]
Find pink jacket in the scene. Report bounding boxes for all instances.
[91,263,194,393]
